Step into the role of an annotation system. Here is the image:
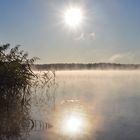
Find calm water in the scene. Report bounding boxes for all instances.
[2,70,140,140]
[52,70,140,140]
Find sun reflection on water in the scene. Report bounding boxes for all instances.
[62,112,85,135]
[51,100,93,137]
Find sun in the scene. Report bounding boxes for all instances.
[64,7,83,28]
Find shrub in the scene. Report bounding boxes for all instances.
[0,44,38,105]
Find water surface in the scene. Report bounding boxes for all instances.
[48,70,140,140]
[2,70,140,140]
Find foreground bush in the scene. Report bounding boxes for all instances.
[0,44,57,139]
[0,44,38,105]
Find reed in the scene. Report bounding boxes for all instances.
[0,43,38,107]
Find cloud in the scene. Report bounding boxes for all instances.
[75,33,85,40]
[109,54,122,62]
[75,32,96,41]
[89,32,96,40]
[109,52,135,63]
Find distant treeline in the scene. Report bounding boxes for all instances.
[33,63,140,70]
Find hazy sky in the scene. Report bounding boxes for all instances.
[0,0,140,64]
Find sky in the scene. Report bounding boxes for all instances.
[0,0,140,64]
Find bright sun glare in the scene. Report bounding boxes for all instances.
[62,114,84,135]
[65,116,82,133]
[64,7,83,28]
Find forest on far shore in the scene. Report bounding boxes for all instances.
[34,63,140,71]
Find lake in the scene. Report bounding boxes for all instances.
[2,70,140,140]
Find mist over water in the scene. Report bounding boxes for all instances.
[44,70,140,140]
[3,70,140,140]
